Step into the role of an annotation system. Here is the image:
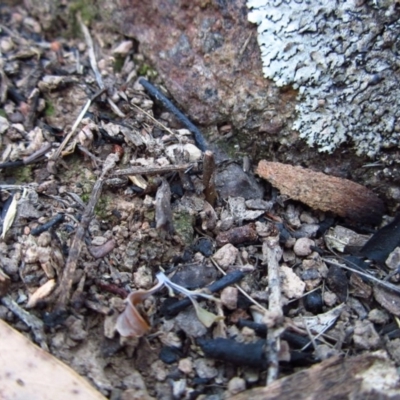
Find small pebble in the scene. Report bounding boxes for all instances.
[194,359,218,379]
[213,243,238,269]
[227,377,246,395]
[178,358,193,375]
[368,309,389,325]
[386,247,400,270]
[304,290,323,314]
[192,237,214,257]
[220,286,238,310]
[293,237,315,256]
[159,346,180,364]
[323,291,337,307]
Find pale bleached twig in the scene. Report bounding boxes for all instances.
[263,236,284,385]
[77,14,104,90]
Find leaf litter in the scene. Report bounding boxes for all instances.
[0,2,400,399]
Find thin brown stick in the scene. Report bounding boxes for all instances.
[112,163,197,177]
[203,150,217,206]
[54,153,119,311]
[263,236,284,385]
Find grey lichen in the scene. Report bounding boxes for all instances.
[247,0,400,156]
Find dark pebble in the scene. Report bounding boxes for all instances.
[159,346,181,364]
[304,290,323,314]
[192,237,214,257]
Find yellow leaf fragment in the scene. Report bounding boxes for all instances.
[128,174,148,189]
[191,298,223,328]
[0,319,107,400]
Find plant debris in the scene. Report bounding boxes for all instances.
[1,3,400,399]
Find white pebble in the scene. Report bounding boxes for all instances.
[293,237,315,256]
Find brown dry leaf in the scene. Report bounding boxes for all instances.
[0,319,106,400]
[256,161,384,224]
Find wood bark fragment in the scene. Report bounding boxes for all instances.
[256,161,384,224]
[231,351,400,400]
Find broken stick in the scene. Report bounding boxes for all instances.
[53,153,119,313]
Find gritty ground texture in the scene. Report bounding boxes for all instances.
[247,0,400,156]
[1,2,400,400]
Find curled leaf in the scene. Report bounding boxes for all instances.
[115,281,162,338]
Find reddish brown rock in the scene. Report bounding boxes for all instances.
[117,0,296,130]
[256,161,385,224]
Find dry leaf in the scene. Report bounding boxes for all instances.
[115,282,162,337]
[0,319,106,400]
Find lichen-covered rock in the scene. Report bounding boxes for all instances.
[248,0,400,156]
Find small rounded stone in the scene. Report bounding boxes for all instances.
[228,377,246,395]
[293,237,315,257]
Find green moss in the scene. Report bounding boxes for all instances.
[66,0,98,38]
[44,100,55,117]
[138,63,157,78]
[114,56,125,73]
[95,195,112,220]
[173,210,195,244]
[13,165,33,183]
[0,109,6,118]
[69,0,97,25]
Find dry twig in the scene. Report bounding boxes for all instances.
[53,153,119,312]
[203,150,217,206]
[1,295,48,351]
[112,163,197,177]
[262,235,284,385]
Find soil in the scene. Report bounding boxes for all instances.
[1,3,400,400]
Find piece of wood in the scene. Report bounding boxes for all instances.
[231,351,400,400]
[256,161,384,224]
[0,319,106,400]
